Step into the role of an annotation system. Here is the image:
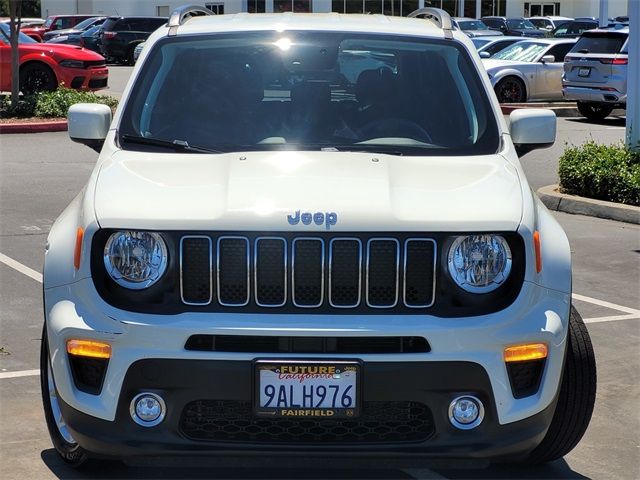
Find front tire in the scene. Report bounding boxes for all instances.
[527,306,597,464]
[494,76,526,103]
[40,326,89,467]
[577,101,614,121]
[20,63,57,94]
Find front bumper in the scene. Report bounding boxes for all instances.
[58,66,109,91]
[563,85,627,105]
[57,358,559,460]
[45,279,569,458]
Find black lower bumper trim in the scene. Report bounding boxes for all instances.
[57,359,558,460]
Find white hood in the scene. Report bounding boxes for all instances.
[94,150,523,232]
[483,59,527,72]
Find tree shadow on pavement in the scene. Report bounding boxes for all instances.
[434,458,589,479]
[566,116,626,128]
[41,449,588,480]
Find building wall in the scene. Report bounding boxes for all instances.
[39,0,630,18]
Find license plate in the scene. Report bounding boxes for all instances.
[578,67,591,77]
[254,360,360,418]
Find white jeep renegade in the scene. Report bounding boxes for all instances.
[42,6,596,468]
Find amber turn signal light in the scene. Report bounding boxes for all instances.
[533,231,542,273]
[73,227,84,270]
[67,339,111,359]
[504,343,547,363]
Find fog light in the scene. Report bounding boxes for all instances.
[130,393,166,427]
[449,395,484,430]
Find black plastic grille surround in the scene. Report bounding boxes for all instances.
[91,230,526,317]
[180,400,435,444]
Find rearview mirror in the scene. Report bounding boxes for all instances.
[541,54,555,63]
[479,51,491,58]
[68,103,112,152]
[509,108,556,156]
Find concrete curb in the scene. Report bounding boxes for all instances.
[537,184,640,225]
[501,103,580,118]
[0,120,67,134]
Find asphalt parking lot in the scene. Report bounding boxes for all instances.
[1,66,639,479]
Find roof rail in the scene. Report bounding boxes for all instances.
[168,4,213,36]
[408,7,454,39]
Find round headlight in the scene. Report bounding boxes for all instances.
[104,231,168,289]
[447,234,512,293]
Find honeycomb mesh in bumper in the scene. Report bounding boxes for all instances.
[180,400,435,444]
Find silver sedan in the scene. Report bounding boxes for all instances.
[482,38,577,102]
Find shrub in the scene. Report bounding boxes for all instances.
[559,141,640,206]
[33,87,118,118]
[0,87,118,119]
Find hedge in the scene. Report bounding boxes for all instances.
[559,141,640,207]
[0,87,118,119]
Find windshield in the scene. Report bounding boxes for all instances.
[507,19,537,30]
[493,41,546,61]
[120,31,499,156]
[74,17,100,30]
[0,23,37,44]
[43,17,53,28]
[471,38,493,48]
[458,20,489,30]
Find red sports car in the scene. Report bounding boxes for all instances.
[0,23,108,94]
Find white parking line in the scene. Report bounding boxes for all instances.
[583,314,640,324]
[0,252,42,283]
[572,293,640,316]
[1,251,639,326]
[0,369,40,379]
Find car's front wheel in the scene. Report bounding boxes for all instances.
[577,101,614,121]
[40,326,89,467]
[494,76,526,103]
[526,306,597,464]
[20,63,57,94]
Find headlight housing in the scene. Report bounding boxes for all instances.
[447,234,512,293]
[103,231,168,289]
[59,59,85,69]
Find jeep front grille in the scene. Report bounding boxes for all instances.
[179,234,436,311]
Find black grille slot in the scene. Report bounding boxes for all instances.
[404,239,436,307]
[329,239,362,307]
[68,355,108,395]
[367,239,399,308]
[180,236,212,305]
[180,400,434,444]
[185,335,430,354]
[507,359,546,399]
[292,238,324,307]
[217,237,249,306]
[255,238,286,306]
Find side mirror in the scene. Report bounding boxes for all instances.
[541,54,555,63]
[479,51,491,58]
[509,108,556,156]
[68,103,112,152]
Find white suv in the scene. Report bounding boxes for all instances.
[42,6,596,468]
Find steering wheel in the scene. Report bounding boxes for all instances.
[356,118,433,144]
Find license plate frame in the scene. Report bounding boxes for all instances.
[253,359,361,419]
[578,67,591,77]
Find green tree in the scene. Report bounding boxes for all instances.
[1,1,40,107]
[0,0,40,17]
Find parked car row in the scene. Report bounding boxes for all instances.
[453,14,628,41]
[470,25,629,120]
[0,22,108,94]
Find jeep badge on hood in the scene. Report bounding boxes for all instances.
[287,210,338,230]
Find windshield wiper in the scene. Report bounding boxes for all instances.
[120,134,224,154]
